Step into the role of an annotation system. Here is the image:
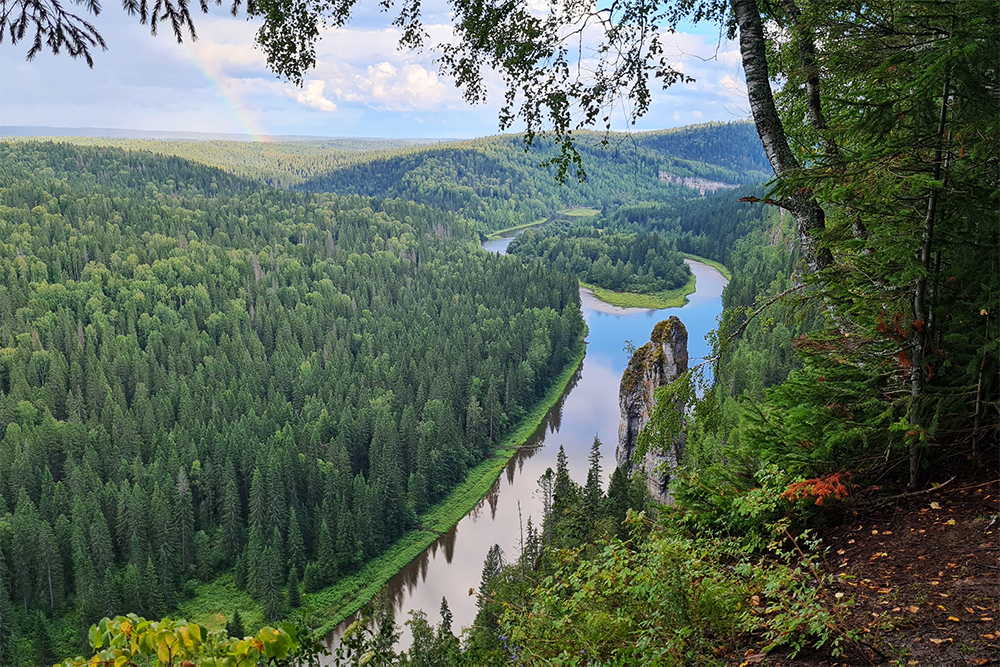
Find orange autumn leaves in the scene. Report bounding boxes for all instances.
[782,472,855,506]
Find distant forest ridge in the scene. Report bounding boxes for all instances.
[3,122,771,231]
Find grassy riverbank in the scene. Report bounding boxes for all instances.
[177,339,588,636]
[558,206,601,218]
[581,271,697,309]
[579,255,729,309]
[680,252,732,280]
[485,218,547,240]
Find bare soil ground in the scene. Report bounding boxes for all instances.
[742,474,999,666]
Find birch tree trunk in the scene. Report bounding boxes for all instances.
[731,0,832,274]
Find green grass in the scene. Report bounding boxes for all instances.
[485,218,547,240]
[558,207,602,218]
[179,340,587,637]
[680,253,732,281]
[176,573,266,633]
[581,271,697,309]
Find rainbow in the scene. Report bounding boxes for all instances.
[179,40,272,142]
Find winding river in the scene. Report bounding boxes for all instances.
[327,238,728,650]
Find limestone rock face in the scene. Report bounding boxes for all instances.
[616,316,689,502]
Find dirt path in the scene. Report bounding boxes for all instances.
[747,477,999,666]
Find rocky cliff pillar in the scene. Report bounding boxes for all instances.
[616,316,688,503]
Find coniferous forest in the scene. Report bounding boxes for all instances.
[0,141,586,660]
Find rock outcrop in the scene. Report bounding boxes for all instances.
[617,316,688,502]
[658,171,740,196]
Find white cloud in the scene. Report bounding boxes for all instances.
[296,80,338,112]
[306,27,460,111]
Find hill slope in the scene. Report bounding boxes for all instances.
[296,123,770,232]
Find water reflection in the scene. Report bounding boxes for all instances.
[325,251,727,655]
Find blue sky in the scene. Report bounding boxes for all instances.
[0,3,750,139]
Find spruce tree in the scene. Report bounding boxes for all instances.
[286,506,306,576]
[584,436,604,516]
[286,566,301,609]
[226,610,246,639]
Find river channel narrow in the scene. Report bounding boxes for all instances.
[326,238,728,651]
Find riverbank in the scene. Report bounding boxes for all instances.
[579,255,730,310]
[176,338,588,636]
[580,271,697,310]
[484,218,547,240]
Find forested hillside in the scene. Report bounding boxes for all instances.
[296,124,770,232]
[0,142,585,663]
[608,183,776,267]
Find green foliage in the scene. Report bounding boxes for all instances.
[766,0,999,488]
[751,531,861,659]
[56,614,299,666]
[330,607,399,667]
[497,524,748,665]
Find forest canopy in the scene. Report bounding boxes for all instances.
[0,141,585,661]
[508,220,692,296]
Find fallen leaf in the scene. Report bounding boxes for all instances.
[837,549,846,555]
[907,606,920,613]
[928,638,952,644]
[930,502,942,509]
[945,519,956,525]
[848,539,856,544]
[981,617,995,622]
[878,588,892,594]
[872,529,879,535]
[947,616,960,622]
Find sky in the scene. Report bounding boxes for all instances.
[0,2,751,140]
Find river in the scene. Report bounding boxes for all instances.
[327,238,728,651]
